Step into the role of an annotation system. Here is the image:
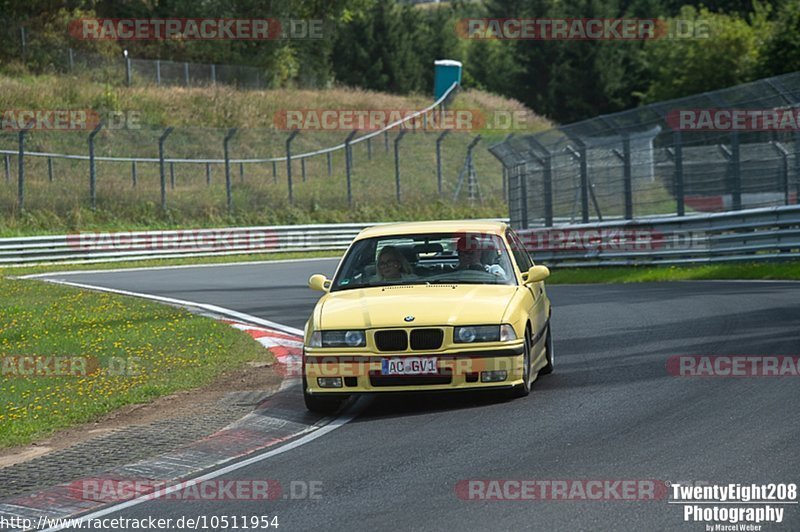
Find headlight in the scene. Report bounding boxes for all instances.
[454,325,517,343]
[310,330,366,347]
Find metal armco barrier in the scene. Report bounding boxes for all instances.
[518,204,800,267]
[0,223,379,266]
[0,207,798,267]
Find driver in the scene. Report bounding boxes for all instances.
[456,235,506,277]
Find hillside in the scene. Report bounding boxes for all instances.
[0,74,552,235]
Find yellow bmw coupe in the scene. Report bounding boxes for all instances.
[302,220,553,413]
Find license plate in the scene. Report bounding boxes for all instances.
[381,357,438,375]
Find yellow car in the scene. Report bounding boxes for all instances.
[302,220,553,413]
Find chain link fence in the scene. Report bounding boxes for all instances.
[490,72,800,229]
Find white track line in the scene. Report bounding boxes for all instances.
[38,402,364,532]
[30,278,303,336]
[18,256,339,278]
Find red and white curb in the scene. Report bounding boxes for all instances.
[221,320,303,380]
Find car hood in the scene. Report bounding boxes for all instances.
[318,284,518,329]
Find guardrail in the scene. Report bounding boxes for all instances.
[0,223,377,267]
[0,206,798,267]
[518,204,800,267]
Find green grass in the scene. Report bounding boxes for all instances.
[547,261,800,284]
[0,274,272,448]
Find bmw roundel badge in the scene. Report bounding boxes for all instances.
[404,315,415,322]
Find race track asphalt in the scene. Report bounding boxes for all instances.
[39,260,800,531]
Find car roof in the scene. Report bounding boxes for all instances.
[355,220,508,240]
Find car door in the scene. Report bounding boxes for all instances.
[506,229,548,361]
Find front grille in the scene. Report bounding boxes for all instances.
[375,330,408,351]
[369,370,452,387]
[409,328,444,350]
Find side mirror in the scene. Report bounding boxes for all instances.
[523,265,550,284]
[308,274,331,292]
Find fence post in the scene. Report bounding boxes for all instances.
[501,134,514,201]
[131,161,137,187]
[184,62,190,87]
[526,137,554,227]
[125,55,131,86]
[68,48,74,71]
[519,164,529,229]
[48,157,53,182]
[367,137,372,160]
[730,130,742,210]
[394,129,408,203]
[622,133,633,219]
[17,129,27,211]
[4,155,10,183]
[673,130,685,216]
[206,163,212,186]
[272,160,277,184]
[170,162,175,189]
[326,152,332,176]
[239,162,244,183]
[345,130,358,206]
[156,60,161,86]
[88,121,104,210]
[224,128,237,212]
[211,64,216,85]
[435,130,449,197]
[286,129,299,205]
[384,130,390,153]
[158,127,173,211]
[772,142,790,206]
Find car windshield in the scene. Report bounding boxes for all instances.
[330,232,516,291]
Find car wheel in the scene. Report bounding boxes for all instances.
[540,323,554,375]
[303,375,347,414]
[510,328,532,398]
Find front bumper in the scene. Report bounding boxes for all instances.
[303,343,525,395]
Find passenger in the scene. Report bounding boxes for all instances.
[375,246,416,281]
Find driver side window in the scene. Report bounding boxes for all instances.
[506,229,533,273]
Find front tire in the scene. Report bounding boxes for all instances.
[510,329,532,398]
[303,375,347,414]
[540,323,554,375]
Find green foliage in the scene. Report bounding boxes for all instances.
[754,0,800,77]
[639,5,768,103]
[3,0,800,130]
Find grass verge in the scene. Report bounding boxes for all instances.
[0,275,273,448]
[547,261,800,284]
